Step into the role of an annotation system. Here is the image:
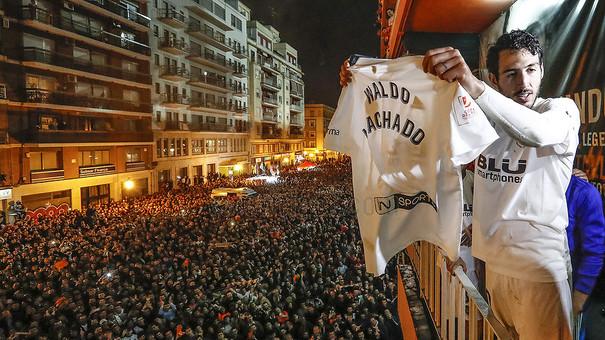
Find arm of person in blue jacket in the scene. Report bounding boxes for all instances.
[574,184,605,313]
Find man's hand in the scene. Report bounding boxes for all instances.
[573,290,589,315]
[445,256,467,274]
[422,47,485,98]
[339,59,352,87]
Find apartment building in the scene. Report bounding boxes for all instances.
[247,20,304,173]
[149,0,250,187]
[0,0,154,211]
[304,104,336,161]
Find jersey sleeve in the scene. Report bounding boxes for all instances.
[448,85,499,166]
[324,83,358,155]
[475,83,580,152]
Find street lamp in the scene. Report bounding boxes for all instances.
[124,179,135,191]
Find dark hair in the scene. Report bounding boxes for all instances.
[486,30,543,79]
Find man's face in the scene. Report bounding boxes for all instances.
[490,48,543,108]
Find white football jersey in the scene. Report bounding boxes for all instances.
[326,56,498,275]
[472,85,580,283]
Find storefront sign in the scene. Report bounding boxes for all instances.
[0,188,12,200]
[79,164,116,177]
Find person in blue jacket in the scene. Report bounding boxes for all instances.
[566,171,605,339]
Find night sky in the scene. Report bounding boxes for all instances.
[243,0,379,107]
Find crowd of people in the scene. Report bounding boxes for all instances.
[0,158,404,339]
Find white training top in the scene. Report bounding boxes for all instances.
[472,84,580,283]
[325,56,498,275]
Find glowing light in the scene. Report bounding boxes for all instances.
[234,164,243,172]
[124,180,135,190]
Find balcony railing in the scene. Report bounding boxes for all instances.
[22,47,151,83]
[160,65,190,79]
[261,77,281,89]
[232,65,247,76]
[290,103,304,112]
[262,114,278,122]
[231,44,246,58]
[187,23,231,51]
[190,123,234,133]
[262,96,278,105]
[159,38,189,54]
[164,120,190,131]
[157,8,187,27]
[86,0,151,27]
[190,100,232,111]
[21,7,151,55]
[189,74,227,89]
[406,241,515,340]
[290,118,304,126]
[24,129,152,143]
[160,93,189,105]
[24,88,151,112]
[231,85,247,96]
[30,169,65,183]
[234,105,247,114]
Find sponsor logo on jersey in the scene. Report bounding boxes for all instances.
[475,154,527,183]
[374,192,437,215]
[454,95,476,126]
[327,128,340,135]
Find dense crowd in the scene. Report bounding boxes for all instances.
[0,159,403,339]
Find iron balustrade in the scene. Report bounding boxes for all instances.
[22,47,150,83]
[86,0,151,27]
[20,7,150,55]
[160,65,190,78]
[160,93,189,105]
[189,74,227,89]
[159,38,189,53]
[189,99,231,111]
[24,88,151,112]
[157,8,186,24]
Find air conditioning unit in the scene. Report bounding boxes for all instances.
[2,18,9,29]
[66,75,77,83]
[0,84,6,99]
[63,1,75,11]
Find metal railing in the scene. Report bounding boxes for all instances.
[159,38,188,53]
[189,74,227,89]
[406,241,515,340]
[160,65,190,78]
[160,93,189,105]
[261,77,281,89]
[158,8,186,24]
[262,96,278,105]
[24,88,151,112]
[21,7,150,55]
[189,99,231,111]
[86,0,151,27]
[22,47,150,83]
[187,22,228,47]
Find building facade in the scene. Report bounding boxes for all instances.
[149,0,250,188]
[304,104,336,161]
[0,0,154,212]
[246,20,304,173]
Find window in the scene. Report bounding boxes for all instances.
[23,33,54,51]
[154,54,160,66]
[192,139,204,155]
[123,89,139,103]
[90,52,106,66]
[156,139,162,158]
[155,83,160,94]
[80,150,110,166]
[230,14,242,31]
[206,139,216,154]
[30,151,59,170]
[26,74,56,90]
[218,139,227,153]
[153,25,159,37]
[126,148,141,163]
